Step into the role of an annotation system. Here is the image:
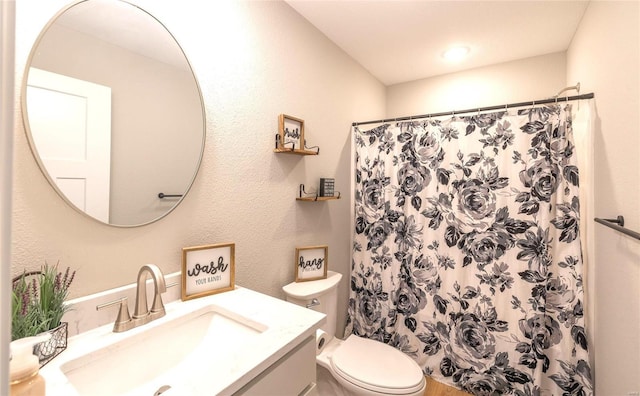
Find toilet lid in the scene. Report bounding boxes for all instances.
[331,335,425,394]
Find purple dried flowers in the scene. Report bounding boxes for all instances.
[11,262,76,341]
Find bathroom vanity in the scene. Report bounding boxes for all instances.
[40,286,325,396]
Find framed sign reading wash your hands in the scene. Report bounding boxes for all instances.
[181,243,235,301]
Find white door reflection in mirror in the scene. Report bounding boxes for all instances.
[27,68,111,223]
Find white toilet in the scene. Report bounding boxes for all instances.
[283,271,426,396]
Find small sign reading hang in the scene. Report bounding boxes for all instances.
[295,245,328,282]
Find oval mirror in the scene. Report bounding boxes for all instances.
[21,0,205,227]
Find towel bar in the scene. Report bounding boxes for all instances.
[594,216,640,240]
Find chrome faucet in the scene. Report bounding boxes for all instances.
[97,264,167,332]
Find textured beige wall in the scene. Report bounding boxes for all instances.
[12,0,385,337]
[386,52,566,118]
[567,1,640,393]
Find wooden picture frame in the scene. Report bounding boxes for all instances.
[181,243,235,301]
[278,114,305,150]
[295,245,328,282]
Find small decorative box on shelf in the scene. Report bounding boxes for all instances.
[319,178,335,197]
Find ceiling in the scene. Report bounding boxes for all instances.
[286,1,589,86]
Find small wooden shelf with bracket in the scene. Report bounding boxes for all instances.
[296,195,341,202]
[274,134,319,155]
[296,184,340,201]
[274,148,319,156]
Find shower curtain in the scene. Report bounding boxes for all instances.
[347,104,592,395]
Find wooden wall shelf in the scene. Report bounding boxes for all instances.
[274,133,319,155]
[296,196,340,202]
[297,184,340,201]
[273,148,318,156]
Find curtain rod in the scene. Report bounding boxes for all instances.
[351,92,594,127]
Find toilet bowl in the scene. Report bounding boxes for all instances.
[283,271,426,396]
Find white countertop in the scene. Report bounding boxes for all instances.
[40,286,325,395]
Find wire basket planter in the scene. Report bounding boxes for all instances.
[34,321,68,367]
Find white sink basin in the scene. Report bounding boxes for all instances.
[60,304,267,396]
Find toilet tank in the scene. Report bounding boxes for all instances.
[282,271,342,339]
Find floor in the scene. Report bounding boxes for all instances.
[424,377,472,396]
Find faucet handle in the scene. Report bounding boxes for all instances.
[97,297,134,332]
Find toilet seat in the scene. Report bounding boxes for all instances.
[330,335,425,395]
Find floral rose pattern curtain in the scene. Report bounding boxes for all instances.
[347,105,592,395]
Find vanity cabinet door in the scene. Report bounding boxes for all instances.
[234,336,316,396]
